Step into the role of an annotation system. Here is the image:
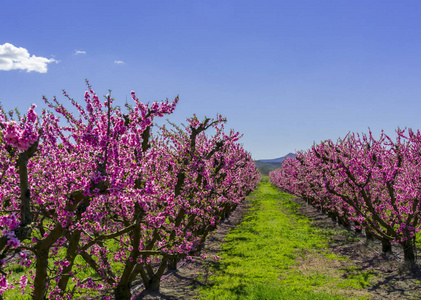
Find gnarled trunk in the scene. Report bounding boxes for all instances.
[33,249,49,300]
[328,212,337,222]
[338,216,350,229]
[32,225,63,299]
[140,257,168,293]
[115,282,132,300]
[168,257,177,271]
[381,239,392,253]
[365,229,374,243]
[400,238,416,265]
[58,230,81,294]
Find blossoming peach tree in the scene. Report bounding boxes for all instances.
[0,83,260,299]
[270,129,421,265]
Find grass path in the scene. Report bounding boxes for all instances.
[197,178,374,300]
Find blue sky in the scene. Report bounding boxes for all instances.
[1,1,421,159]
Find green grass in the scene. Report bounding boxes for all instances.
[3,230,124,299]
[197,177,373,300]
[2,250,106,299]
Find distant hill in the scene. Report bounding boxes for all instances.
[254,153,295,175]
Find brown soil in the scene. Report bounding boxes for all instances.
[131,196,421,300]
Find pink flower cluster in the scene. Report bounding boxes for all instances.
[1,105,39,151]
[0,214,21,248]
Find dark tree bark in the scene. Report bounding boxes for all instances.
[381,239,392,253]
[401,240,416,264]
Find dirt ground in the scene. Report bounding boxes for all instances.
[132,196,421,300]
[294,197,421,300]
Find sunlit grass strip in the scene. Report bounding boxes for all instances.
[197,178,372,300]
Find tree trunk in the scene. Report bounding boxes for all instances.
[338,216,350,229]
[328,212,337,222]
[145,276,161,292]
[32,225,63,300]
[58,230,81,294]
[401,239,416,265]
[382,239,392,253]
[114,258,136,300]
[143,257,168,292]
[354,222,362,234]
[33,249,49,300]
[168,257,177,271]
[113,204,144,299]
[114,282,132,300]
[18,143,38,227]
[365,230,374,243]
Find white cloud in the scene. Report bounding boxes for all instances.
[114,60,125,64]
[0,43,58,73]
[74,50,86,55]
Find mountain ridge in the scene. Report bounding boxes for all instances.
[256,152,295,163]
[254,153,295,175]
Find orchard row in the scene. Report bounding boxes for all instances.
[0,83,260,299]
[270,129,421,265]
